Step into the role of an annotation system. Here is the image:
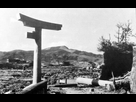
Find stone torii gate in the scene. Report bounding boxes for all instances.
[19,13,62,84]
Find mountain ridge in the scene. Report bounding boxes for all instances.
[0,46,103,64]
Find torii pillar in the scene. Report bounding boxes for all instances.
[19,13,62,84]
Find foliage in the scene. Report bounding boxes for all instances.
[98,21,136,53]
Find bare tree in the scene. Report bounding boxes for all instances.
[115,21,134,44]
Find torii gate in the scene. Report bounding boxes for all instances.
[19,13,62,84]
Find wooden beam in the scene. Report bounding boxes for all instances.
[27,31,36,39]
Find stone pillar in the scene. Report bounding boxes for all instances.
[33,28,42,84]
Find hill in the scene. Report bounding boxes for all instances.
[0,46,103,64]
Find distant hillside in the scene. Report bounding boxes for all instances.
[0,50,33,62]
[0,46,103,64]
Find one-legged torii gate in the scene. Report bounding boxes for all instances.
[19,13,62,84]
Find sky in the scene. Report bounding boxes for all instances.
[0,8,136,54]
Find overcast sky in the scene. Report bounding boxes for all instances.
[0,8,136,54]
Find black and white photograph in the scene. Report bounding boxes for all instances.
[0,8,136,94]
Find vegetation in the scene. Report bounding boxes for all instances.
[98,21,136,53]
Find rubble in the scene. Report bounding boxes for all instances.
[0,61,135,94]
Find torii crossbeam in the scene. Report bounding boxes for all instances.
[19,13,62,84]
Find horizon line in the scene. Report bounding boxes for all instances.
[0,45,103,55]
